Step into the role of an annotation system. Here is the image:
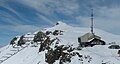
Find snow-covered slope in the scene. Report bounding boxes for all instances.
[0,21,120,64]
[46,21,120,44]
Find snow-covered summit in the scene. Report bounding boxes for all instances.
[47,21,72,31]
[46,21,120,44]
[0,21,120,64]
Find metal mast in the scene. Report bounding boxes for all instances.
[91,8,94,34]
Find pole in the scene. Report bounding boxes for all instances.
[91,8,94,34]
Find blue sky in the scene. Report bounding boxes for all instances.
[0,0,120,47]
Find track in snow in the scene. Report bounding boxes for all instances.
[0,44,29,64]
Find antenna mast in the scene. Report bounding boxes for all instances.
[91,8,94,34]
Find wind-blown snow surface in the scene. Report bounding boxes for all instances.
[0,21,120,64]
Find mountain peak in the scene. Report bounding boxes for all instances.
[56,21,67,26]
[1,20,120,64]
[50,21,72,30]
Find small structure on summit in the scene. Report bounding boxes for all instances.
[78,33,105,47]
[78,9,105,47]
[108,45,120,49]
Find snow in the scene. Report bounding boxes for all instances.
[23,33,35,42]
[0,21,120,64]
[81,45,120,64]
[24,33,34,38]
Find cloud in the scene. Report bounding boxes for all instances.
[15,0,120,34]
[95,7,120,29]
[76,6,120,34]
[0,6,25,25]
[16,0,79,16]
[0,25,41,33]
[37,14,54,25]
[3,6,31,24]
[12,25,41,33]
[76,16,90,27]
[1,0,120,34]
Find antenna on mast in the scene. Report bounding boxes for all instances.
[91,8,94,34]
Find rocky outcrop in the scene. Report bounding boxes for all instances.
[33,31,46,42]
[17,35,25,46]
[10,37,17,45]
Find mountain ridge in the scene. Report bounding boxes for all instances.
[0,21,120,64]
